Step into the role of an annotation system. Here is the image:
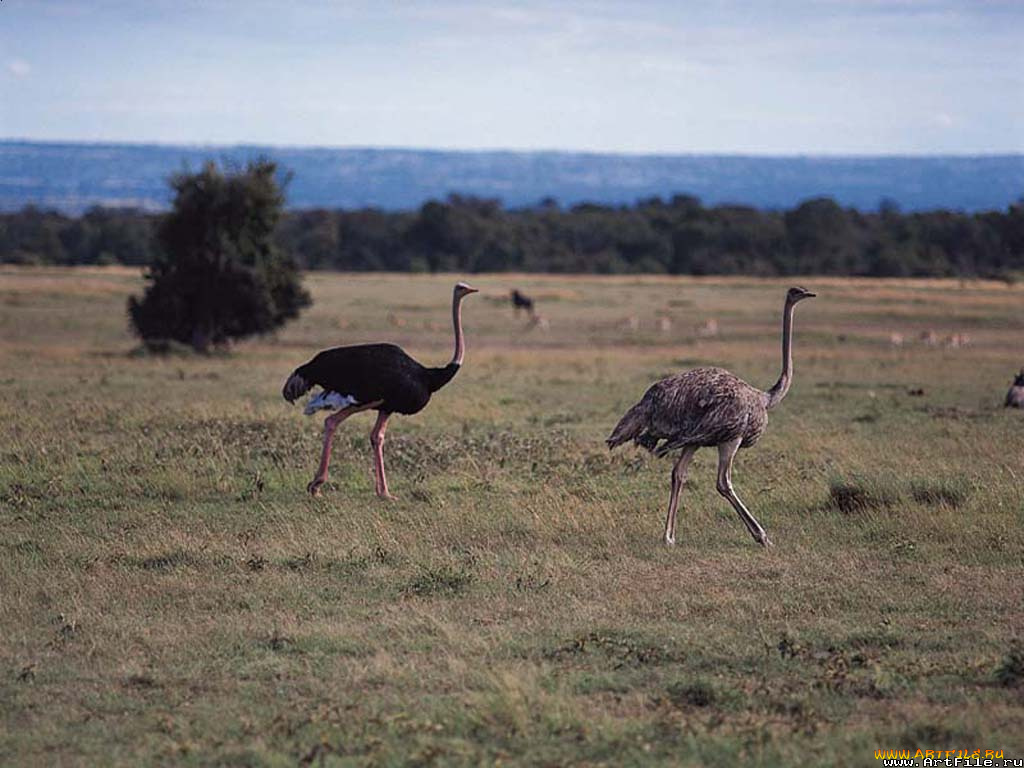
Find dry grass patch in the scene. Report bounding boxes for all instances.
[1,268,1023,765]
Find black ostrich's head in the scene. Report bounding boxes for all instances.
[787,286,816,303]
[1014,368,1024,387]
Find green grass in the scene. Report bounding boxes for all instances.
[1,267,1023,766]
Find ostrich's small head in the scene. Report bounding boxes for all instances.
[454,281,480,298]
[1014,368,1024,386]
[787,286,816,303]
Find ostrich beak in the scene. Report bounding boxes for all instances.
[804,291,816,298]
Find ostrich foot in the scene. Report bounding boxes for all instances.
[307,480,325,497]
[663,535,676,547]
[376,491,396,501]
[757,533,774,548]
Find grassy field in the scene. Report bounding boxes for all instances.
[1,266,1023,767]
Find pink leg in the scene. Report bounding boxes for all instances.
[308,401,381,496]
[370,411,394,500]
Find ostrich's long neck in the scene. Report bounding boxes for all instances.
[427,292,467,393]
[450,292,466,366]
[765,299,796,410]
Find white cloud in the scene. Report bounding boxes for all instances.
[8,59,31,78]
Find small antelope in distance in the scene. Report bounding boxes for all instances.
[696,318,719,338]
[607,287,816,547]
[944,332,970,349]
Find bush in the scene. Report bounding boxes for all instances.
[128,160,310,352]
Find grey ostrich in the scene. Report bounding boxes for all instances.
[1005,369,1024,408]
[607,286,816,547]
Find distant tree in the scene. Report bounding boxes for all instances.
[5,186,1023,278]
[81,207,157,266]
[404,195,504,272]
[994,199,1024,265]
[0,206,66,264]
[128,160,310,352]
[784,197,862,273]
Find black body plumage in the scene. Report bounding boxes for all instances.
[283,343,459,415]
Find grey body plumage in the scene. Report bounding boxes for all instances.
[608,367,769,455]
[607,286,815,547]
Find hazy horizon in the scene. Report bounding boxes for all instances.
[2,1,1022,155]
[2,137,1022,160]
[3,141,1020,213]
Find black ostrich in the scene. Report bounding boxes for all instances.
[510,289,535,315]
[283,282,479,498]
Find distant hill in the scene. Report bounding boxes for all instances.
[0,140,1021,214]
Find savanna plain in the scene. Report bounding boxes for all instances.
[1,267,1022,767]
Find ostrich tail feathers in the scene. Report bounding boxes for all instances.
[636,434,660,452]
[282,371,311,403]
[606,400,651,450]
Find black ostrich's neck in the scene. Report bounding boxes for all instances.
[428,289,468,392]
[450,291,467,367]
[428,362,460,392]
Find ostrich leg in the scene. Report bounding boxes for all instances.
[308,401,381,496]
[715,437,773,548]
[369,411,394,500]
[663,446,698,546]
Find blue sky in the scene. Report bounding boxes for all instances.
[1,0,1021,154]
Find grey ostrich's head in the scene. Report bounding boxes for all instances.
[787,286,816,303]
[454,281,480,298]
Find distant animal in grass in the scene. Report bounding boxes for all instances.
[607,287,816,547]
[510,289,535,315]
[528,313,550,331]
[1005,369,1024,408]
[658,316,673,333]
[696,318,719,338]
[920,330,939,347]
[889,332,904,347]
[283,282,479,499]
[944,332,970,349]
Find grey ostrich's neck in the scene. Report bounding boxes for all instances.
[765,299,796,410]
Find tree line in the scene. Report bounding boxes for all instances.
[2,193,1023,278]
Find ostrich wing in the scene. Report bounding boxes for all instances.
[296,343,433,415]
[644,367,768,451]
